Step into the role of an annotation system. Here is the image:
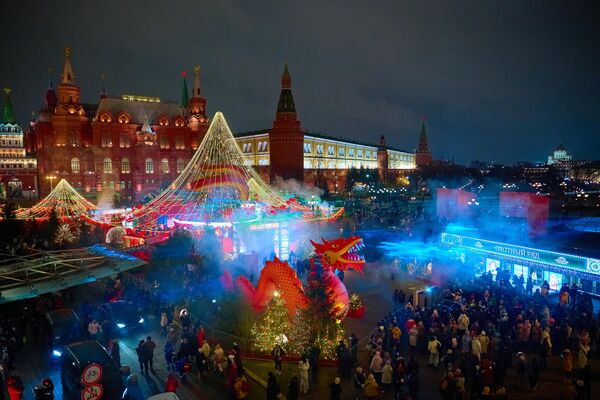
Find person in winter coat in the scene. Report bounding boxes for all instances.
[267,372,281,400]
[369,351,384,383]
[471,335,482,361]
[272,344,285,374]
[478,331,489,356]
[329,377,342,400]
[298,360,310,394]
[428,336,441,368]
[233,375,250,399]
[165,373,179,393]
[363,373,380,398]
[122,374,144,400]
[164,340,175,371]
[135,340,150,374]
[457,313,469,336]
[160,312,169,336]
[6,374,24,400]
[561,349,573,378]
[461,332,471,354]
[409,325,419,354]
[577,341,590,369]
[287,375,300,400]
[354,366,367,400]
[381,359,393,393]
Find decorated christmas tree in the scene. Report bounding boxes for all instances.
[287,310,312,355]
[55,222,78,245]
[251,292,291,352]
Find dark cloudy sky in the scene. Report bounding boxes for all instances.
[1,1,599,164]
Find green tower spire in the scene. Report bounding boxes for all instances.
[180,71,189,108]
[3,87,16,124]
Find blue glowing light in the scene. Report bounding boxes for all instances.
[138,318,144,324]
[52,349,62,357]
[117,323,126,329]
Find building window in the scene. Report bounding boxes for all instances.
[358,149,363,157]
[158,117,169,126]
[243,143,252,153]
[349,148,355,157]
[338,147,345,157]
[328,146,334,156]
[161,158,169,173]
[145,158,154,174]
[71,158,80,173]
[365,150,371,159]
[175,136,185,150]
[177,158,185,173]
[174,118,185,127]
[121,158,130,174]
[101,135,113,148]
[103,158,113,174]
[119,136,130,148]
[159,135,169,149]
[316,144,324,155]
[303,143,312,153]
[257,141,268,152]
[69,131,80,146]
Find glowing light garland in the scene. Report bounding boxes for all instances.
[125,111,312,231]
[15,179,97,220]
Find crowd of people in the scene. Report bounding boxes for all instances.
[350,268,597,399]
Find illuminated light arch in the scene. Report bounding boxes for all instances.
[14,179,97,220]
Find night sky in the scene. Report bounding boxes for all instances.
[1,1,599,164]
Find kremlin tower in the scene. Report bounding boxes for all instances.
[269,62,305,182]
[415,117,432,167]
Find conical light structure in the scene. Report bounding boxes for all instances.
[128,111,309,229]
[16,179,97,219]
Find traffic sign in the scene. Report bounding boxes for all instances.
[81,384,103,400]
[81,363,103,385]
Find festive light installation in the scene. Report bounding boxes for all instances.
[237,257,308,313]
[14,179,96,220]
[124,111,311,231]
[250,292,291,352]
[237,236,365,321]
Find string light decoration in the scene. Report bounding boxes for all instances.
[126,111,311,231]
[55,222,79,245]
[15,179,97,220]
[251,292,291,353]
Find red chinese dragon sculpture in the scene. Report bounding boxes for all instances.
[236,236,365,320]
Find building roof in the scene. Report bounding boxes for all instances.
[95,97,182,124]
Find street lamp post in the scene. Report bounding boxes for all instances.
[46,175,57,191]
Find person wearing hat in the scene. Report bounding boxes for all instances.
[363,373,380,398]
[329,377,342,400]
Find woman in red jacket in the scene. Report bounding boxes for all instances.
[6,375,24,400]
[165,373,179,393]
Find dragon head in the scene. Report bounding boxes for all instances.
[310,236,365,273]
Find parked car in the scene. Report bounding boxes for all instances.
[45,308,82,359]
[101,300,145,332]
[61,340,124,400]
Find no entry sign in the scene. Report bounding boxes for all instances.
[81,363,103,385]
[81,384,103,400]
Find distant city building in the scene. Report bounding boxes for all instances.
[547,144,572,165]
[0,88,37,199]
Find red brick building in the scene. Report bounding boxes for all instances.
[27,48,209,202]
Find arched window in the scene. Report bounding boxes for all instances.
[71,158,80,173]
[121,158,130,174]
[145,158,154,174]
[161,159,169,173]
[103,158,113,174]
[176,159,185,173]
